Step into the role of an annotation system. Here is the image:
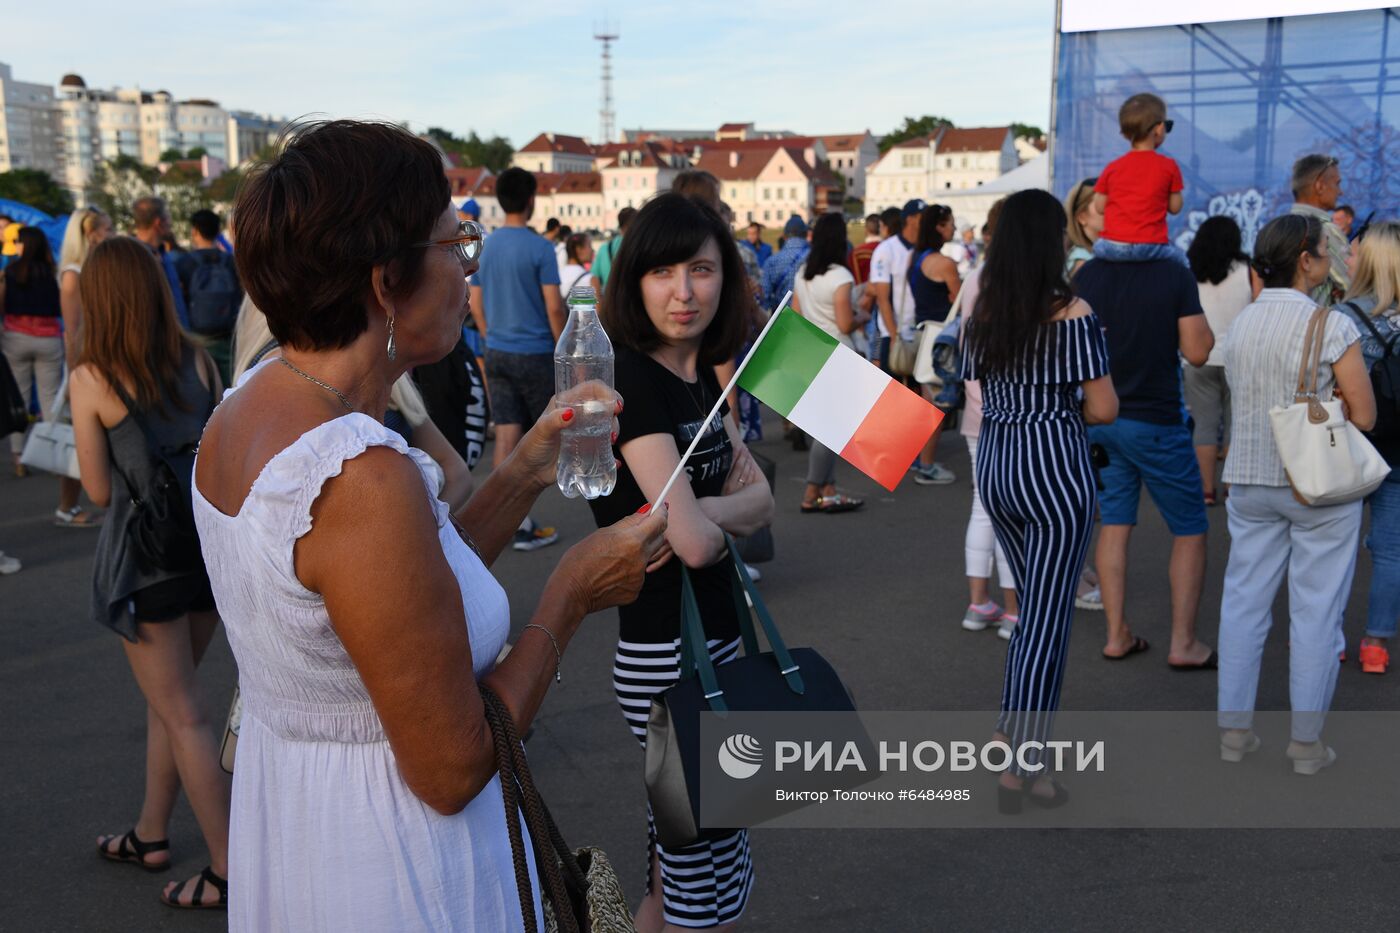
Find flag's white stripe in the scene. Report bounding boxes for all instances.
[786,342,891,454]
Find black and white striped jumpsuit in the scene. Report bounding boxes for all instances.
[962,314,1110,776]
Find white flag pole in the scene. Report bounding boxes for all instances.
[651,289,793,509]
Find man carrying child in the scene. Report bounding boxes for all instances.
[1092,93,1187,266]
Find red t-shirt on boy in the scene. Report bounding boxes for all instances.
[1095,150,1183,245]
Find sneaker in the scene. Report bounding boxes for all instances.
[997,614,1019,641]
[912,462,956,486]
[1075,587,1103,611]
[743,563,762,582]
[0,551,20,575]
[1359,640,1390,674]
[961,602,1003,632]
[512,525,559,552]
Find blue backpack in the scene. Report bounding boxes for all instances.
[183,250,241,337]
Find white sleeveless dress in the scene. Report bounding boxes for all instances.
[192,370,540,931]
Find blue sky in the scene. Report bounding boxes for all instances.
[9,1,1056,144]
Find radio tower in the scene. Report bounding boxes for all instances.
[594,22,619,144]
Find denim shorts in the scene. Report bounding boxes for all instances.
[484,349,554,428]
[1086,417,1208,535]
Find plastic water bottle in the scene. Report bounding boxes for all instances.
[555,285,616,499]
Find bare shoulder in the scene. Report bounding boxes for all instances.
[1052,298,1094,322]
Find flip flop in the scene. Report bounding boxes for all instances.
[1169,650,1218,671]
[1102,635,1150,660]
[817,494,864,513]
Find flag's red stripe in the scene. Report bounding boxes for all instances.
[839,380,944,491]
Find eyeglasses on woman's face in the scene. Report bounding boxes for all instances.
[414,219,484,267]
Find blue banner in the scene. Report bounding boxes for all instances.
[1053,7,1400,251]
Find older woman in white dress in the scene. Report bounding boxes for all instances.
[192,120,667,930]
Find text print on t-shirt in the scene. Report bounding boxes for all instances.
[678,414,732,484]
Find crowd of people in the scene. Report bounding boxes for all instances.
[0,92,1396,928]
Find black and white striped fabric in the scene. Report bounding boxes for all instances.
[614,637,755,928]
[965,315,1110,777]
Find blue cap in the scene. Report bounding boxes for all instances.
[783,215,808,237]
[901,199,927,218]
[459,198,481,219]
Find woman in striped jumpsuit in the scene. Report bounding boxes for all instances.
[961,190,1119,814]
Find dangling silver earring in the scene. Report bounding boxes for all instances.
[386,315,397,362]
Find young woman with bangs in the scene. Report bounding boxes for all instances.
[592,192,774,931]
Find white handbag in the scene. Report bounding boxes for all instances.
[1268,305,1389,506]
[20,373,81,480]
[913,282,966,386]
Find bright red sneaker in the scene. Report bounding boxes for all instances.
[1360,641,1390,674]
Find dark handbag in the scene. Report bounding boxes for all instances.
[479,685,635,933]
[0,352,29,439]
[644,536,857,848]
[733,451,776,563]
[109,380,208,575]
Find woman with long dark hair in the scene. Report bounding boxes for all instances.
[3,227,66,489]
[593,192,773,929]
[67,236,229,907]
[791,212,863,513]
[962,189,1118,813]
[1185,215,1255,505]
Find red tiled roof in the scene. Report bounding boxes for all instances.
[545,172,602,194]
[819,132,868,151]
[691,136,817,153]
[718,122,752,132]
[692,147,774,181]
[517,132,594,156]
[445,166,489,196]
[595,141,678,170]
[476,176,497,196]
[936,126,1011,153]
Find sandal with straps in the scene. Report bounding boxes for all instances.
[97,829,170,872]
[161,866,228,910]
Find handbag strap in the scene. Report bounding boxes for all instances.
[679,566,729,713]
[1294,305,1327,398]
[724,535,805,695]
[478,685,584,933]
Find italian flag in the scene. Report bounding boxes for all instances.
[738,308,944,491]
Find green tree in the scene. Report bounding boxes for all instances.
[159,148,185,163]
[1011,122,1045,141]
[879,115,955,152]
[207,168,245,205]
[0,168,75,215]
[86,155,159,232]
[427,126,514,173]
[186,146,208,160]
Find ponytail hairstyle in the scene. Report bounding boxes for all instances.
[1252,214,1323,289]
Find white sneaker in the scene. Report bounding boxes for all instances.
[0,551,21,575]
[997,614,1019,641]
[913,462,956,486]
[961,603,1003,632]
[743,563,762,582]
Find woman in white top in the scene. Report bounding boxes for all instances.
[1216,214,1374,775]
[1184,215,1258,505]
[558,231,593,299]
[791,212,863,513]
[192,120,668,931]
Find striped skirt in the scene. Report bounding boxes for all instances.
[614,637,755,928]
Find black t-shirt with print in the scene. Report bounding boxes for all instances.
[588,345,738,645]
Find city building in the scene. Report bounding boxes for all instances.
[0,62,62,175]
[532,172,606,230]
[54,74,232,194]
[511,132,597,174]
[819,132,880,201]
[864,125,1018,212]
[596,140,688,229]
[227,111,289,165]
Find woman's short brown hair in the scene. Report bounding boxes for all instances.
[232,120,450,351]
[600,193,753,367]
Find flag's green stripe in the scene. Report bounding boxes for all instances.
[737,308,838,417]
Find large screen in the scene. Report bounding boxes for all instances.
[1060,1,1391,32]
